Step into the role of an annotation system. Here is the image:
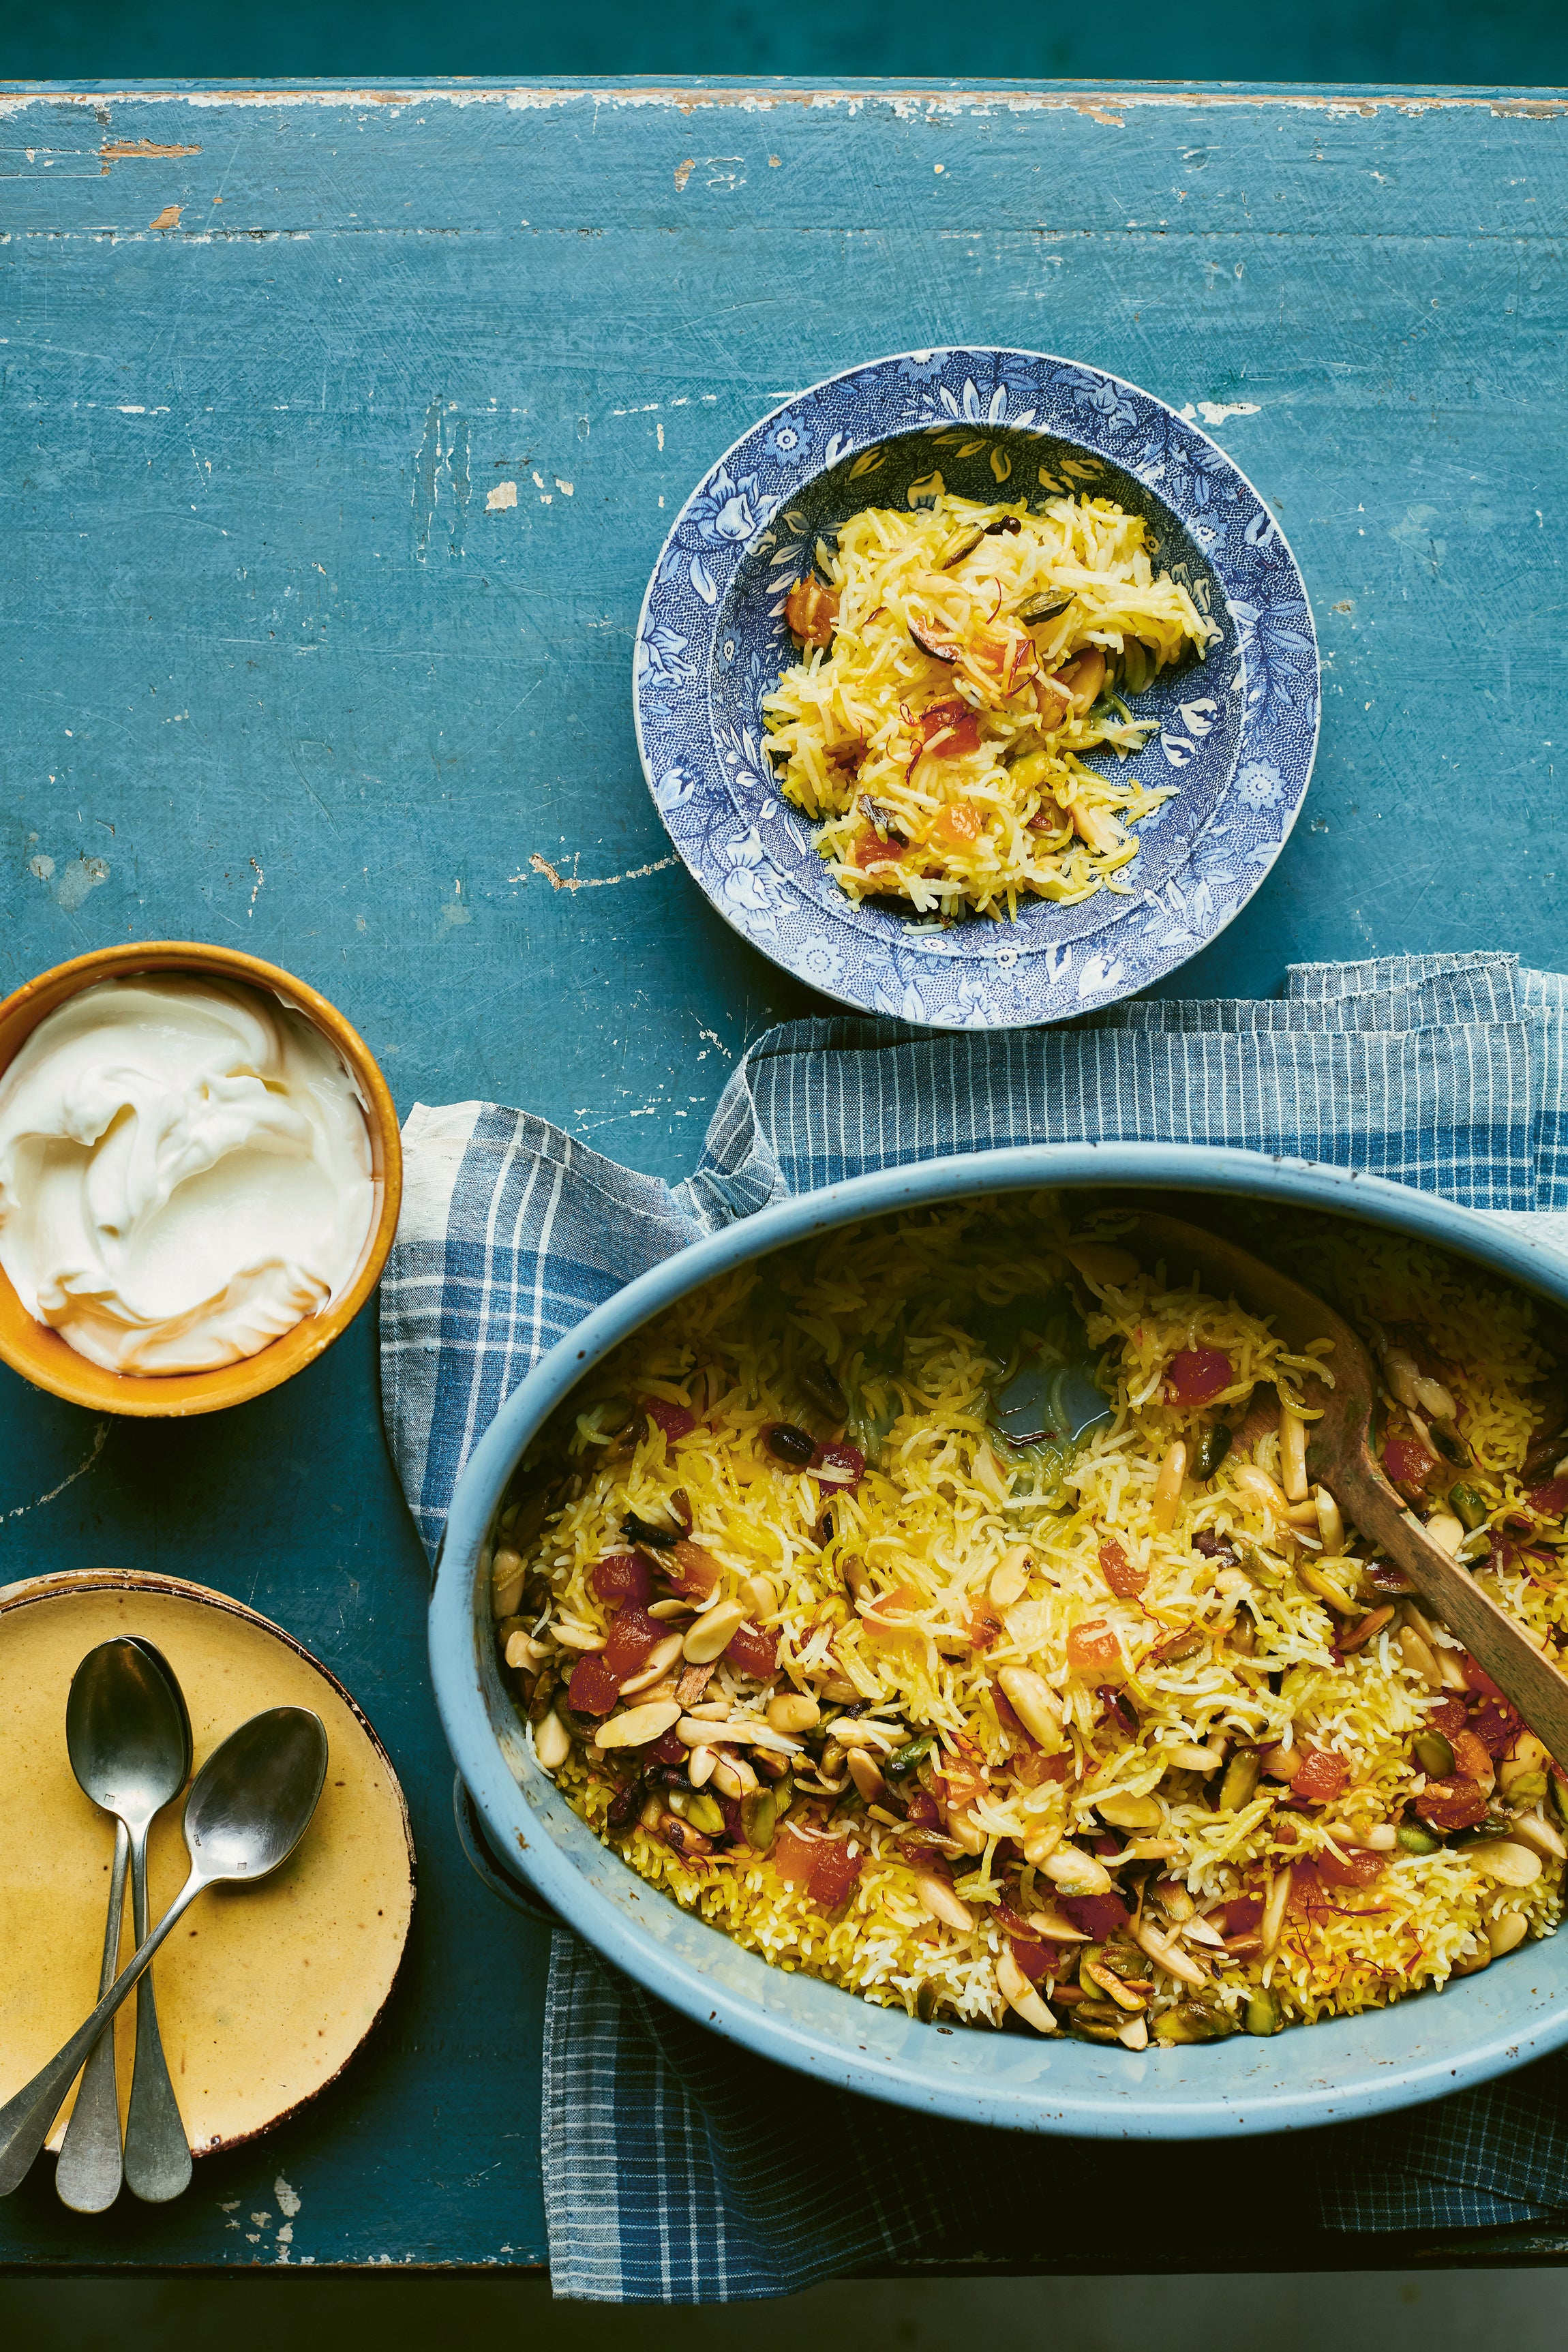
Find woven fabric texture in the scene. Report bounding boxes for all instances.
[380,950,1568,2297]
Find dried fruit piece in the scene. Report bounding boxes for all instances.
[593,1552,652,1608]
[568,1654,622,1717]
[1098,1539,1147,1599]
[785,577,839,646]
[1066,1619,1121,1675]
[1166,1348,1233,1408]
[1413,1775,1488,1832]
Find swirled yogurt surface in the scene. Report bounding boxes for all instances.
[0,976,375,1374]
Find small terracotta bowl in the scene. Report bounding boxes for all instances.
[0,942,402,1417]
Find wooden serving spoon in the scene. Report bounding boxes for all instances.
[1113,1207,1568,1772]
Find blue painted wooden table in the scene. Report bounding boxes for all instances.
[3,76,1567,2273]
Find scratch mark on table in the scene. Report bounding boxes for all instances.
[248,856,265,916]
[412,397,470,562]
[526,852,678,893]
[3,1419,112,1521]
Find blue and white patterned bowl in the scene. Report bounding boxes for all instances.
[634,350,1319,1029]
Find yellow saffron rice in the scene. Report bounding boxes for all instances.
[761,491,1218,923]
[494,1196,1567,2051]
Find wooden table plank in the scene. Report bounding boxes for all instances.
[3,78,1566,2267]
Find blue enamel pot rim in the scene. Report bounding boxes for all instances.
[430,1143,1568,2139]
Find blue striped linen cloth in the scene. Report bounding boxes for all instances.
[381,950,1568,2299]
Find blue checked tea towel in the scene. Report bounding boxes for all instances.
[380,951,1568,2300]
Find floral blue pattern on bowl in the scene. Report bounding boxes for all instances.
[633,350,1320,1029]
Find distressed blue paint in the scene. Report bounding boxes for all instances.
[1,77,1566,2269]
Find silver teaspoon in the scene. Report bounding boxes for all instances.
[53,1646,135,2212]
[56,1638,193,2210]
[122,1640,194,2201]
[0,1706,329,2199]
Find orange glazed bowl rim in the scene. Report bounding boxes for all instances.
[0,941,403,1418]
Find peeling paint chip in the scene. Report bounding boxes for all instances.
[485,481,517,512]
[674,157,695,192]
[102,139,202,161]
[149,204,182,232]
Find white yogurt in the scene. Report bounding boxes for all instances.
[0,975,376,1375]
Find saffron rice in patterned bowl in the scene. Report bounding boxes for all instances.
[486,1194,1567,2052]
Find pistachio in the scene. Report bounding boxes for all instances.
[1448,1481,1488,1531]
[885,1732,936,1779]
[684,1792,727,1837]
[1083,1958,1146,2012]
[1245,1990,1280,2037]
[1193,1424,1233,1480]
[1218,1749,1261,1813]
[1413,1729,1456,1779]
[1396,1819,1443,1855]
[740,1788,779,1852]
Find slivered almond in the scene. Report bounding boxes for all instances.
[914,1871,974,1932]
[594,1700,682,1751]
[997,1946,1058,2034]
[1131,1919,1207,1987]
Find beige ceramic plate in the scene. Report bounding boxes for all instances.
[0,1569,415,2157]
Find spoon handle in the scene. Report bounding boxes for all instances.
[0,1869,201,2198]
[123,1822,191,2202]
[53,1820,130,2214]
[1340,1473,1568,1770]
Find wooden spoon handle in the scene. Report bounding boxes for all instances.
[1336,1467,1568,1770]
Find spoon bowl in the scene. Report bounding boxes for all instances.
[182,1706,329,1881]
[65,1638,190,1822]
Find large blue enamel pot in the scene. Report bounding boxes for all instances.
[430,1143,1568,2137]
